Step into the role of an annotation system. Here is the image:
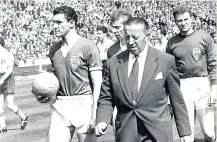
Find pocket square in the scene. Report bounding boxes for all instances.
[155,72,163,80]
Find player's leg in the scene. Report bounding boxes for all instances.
[195,77,215,142]
[185,101,196,141]
[77,132,97,142]
[180,79,196,141]
[0,93,7,132]
[5,94,28,129]
[75,96,98,142]
[197,108,215,142]
[4,73,28,129]
[48,105,76,142]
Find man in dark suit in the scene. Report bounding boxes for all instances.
[95,17,192,142]
[107,8,132,59]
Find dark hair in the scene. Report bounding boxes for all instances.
[173,5,192,19]
[96,25,108,33]
[0,37,5,47]
[124,17,150,31]
[110,8,132,25]
[157,25,167,36]
[53,6,78,25]
[210,32,216,38]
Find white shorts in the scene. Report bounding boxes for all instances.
[180,77,211,110]
[50,95,93,134]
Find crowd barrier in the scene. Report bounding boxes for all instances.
[14,58,52,76]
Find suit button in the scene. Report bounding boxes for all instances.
[132,100,136,105]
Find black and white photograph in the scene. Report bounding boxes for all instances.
[0,0,216,142]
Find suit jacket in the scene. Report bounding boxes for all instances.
[107,40,123,59]
[96,46,191,142]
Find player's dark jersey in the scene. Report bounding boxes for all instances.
[49,37,102,96]
[166,31,216,85]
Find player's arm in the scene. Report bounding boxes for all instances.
[95,60,114,137]
[0,53,14,83]
[206,34,217,103]
[90,70,102,119]
[86,43,103,132]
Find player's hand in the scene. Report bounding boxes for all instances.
[95,122,107,137]
[87,118,95,133]
[36,95,56,104]
[180,135,193,142]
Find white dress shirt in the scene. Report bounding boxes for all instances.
[97,38,114,61]
[0,47,14,73]
[128,45,149,91]
[120,38,127,52]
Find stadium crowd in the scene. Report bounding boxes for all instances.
[0,0,216,61]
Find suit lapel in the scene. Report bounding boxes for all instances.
[117,51,134,105]
[136,47,159,104]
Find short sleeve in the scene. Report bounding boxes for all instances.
[85,43,103,71]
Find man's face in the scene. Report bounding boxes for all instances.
[174,12,193,33]
[156,29,162,40]
[124,23,147,55]
[111,17,126,40]
[97,30,105,41]
[52,13,70,37]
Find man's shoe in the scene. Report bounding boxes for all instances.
[0,127,7,133]
[21,115,28,130]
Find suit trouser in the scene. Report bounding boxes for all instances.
[180,77,215,141]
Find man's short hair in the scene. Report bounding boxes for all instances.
[110,8,132,25]
[124,17,150,31]
[157,25,167,36]
[53,6,78,25]
[210,31,216,38]
[173,5,192,19]
[0,37,5,47]
[96,25,108,34]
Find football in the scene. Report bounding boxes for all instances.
[32,72,59,104]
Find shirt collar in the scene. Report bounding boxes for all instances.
[120,38,127,51]
[62,34,80,48]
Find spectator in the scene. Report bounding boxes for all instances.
[0,0,215,61]
[153,25,168,52]
[210,32,217,44]
[96,25,114,66]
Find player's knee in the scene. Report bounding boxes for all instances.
[204,130,215,141]
[6,104,15,111]
[48,128,58,142]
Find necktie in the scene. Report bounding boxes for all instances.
[128,55,139,101]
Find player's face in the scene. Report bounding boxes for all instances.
[124,24,147,56]
[97,30,105,41]
[111,18,126,40]
[52,13,70,37]
[174,12,193,33]
[156,29,162,40]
